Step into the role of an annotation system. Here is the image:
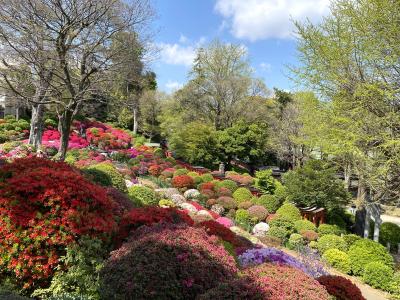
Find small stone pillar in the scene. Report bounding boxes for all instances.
[373,219,381,242]
[219,162,225,175]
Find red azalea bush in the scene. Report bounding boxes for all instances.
[86,126,131,150]
[301,230,319,242]
[197,220,253,249]
[148,164,162,177]
[100,224,238,299]
[197,277,264,299]
[106,187,136,217]
[172,174,195,189]
[225,173,254,186]
[244,263,331,300]
[217,187,232,197]
[317,275,365,300]
[199,182,215,192]
[116,207,194,246]
[0,157,117,288]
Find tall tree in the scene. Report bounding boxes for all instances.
[293,0,400,207]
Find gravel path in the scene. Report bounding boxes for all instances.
[382,214,400,226]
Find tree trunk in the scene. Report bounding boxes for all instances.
[133,107,138,134]
[15,106,19,121]
[28,104,45,148]
[344,164,351,190]
[58,109,73,161]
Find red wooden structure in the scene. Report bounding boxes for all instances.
[299,206,326,226]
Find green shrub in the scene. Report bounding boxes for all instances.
[81,168,113,187]
[343,234,361,249]
[317,224,343,236]
[322,249,351,273]
[45,118,58,128]
[235,209,252,229]
[153,148,165,158]
[389,272,400,298]
[216,180,238,192]
[294,219,316,233]
[32,237,106,300]
[268,216,295,241]
[288,233,304,250]
[87,163,127,192]
[379,222,400,251]
[17,119,30,130]
[200,173,214,182]
[267,227,289,242]
[255,194,281,213]
[282,159,350,209]
[128,185,158,206]
[317,234,347,254]
[187,172,202,185]
[276,203,301,221]
[173,168,189,176]
[348,239,394,276]
[253,169,279,194]
[232,187,253,204]
[362,261,394,291]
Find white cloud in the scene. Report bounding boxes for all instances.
[179,34,189,44]
[165,80,183,92]
[158,42,196,66]
[260,62,272,72]
[215,0,330,41]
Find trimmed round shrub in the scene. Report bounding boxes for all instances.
[232,187,253,204]
[197,277,263,300]
[87,162,127,192]
[100,224,238,299]
[216,180,238,192]
[343,234,362,248]
[159,199,176,208]
[288,233,305,249]
[198,182,215,192]
[0,158,117,288]
[301,230,319,242]
[217,187,232,197]
[238,201,253,209]
[276,203,301,221]
[379,222,400,251]
[294,219,317,233]
[247,205,268,222]
[82,168,113,187]
[216,196,237,210]
[173,168,189,176]
[318,223,343,236]
[235,209,251,227]
[172,175,195,189]
[268,216,295,241]
[322,249,351,273]
[187,172,202,185]
[362,261,394,291]
[317,234,347,254]
[317,275,365,300]
[255,194,280,213]
[243,263,330,300]
[348,239,394,276]
[128,185,158,207]
[200,173,214,182]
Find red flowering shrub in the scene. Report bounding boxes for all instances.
[217,187,232,197]
[148,164,162,177]
[197,220,252,249]
[199,181,215,192]
[201,189,216,199]
[197,277,264,299]
[217,196,237,210]
[244,263,330,300]
[0,158,117,288]
[116,207,194,245]
[86,126,131,150]
[100,224,238,299]
[172,174,194,188]
[106,187,136,217]
[317,275,365,300]
[247,205,269,221]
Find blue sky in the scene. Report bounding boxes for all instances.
[151,0,330,93]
